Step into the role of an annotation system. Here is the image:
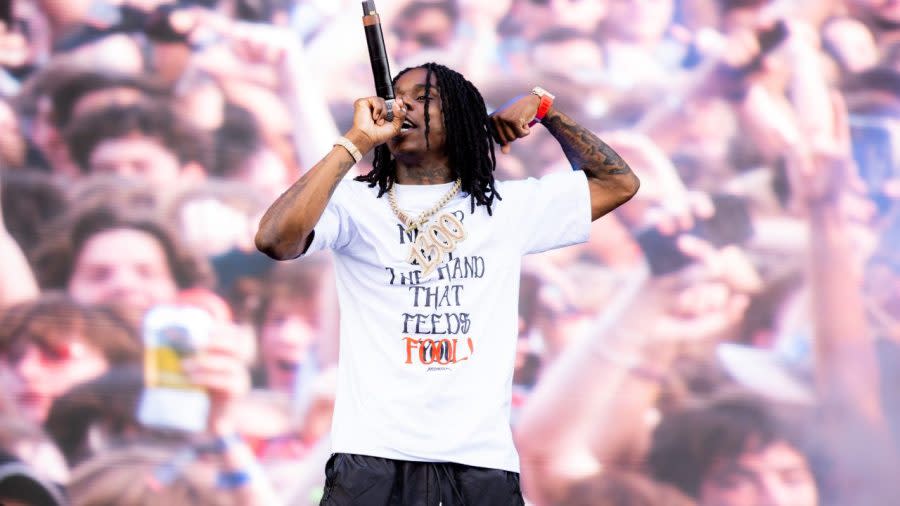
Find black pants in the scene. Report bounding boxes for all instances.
[319,453,525,506]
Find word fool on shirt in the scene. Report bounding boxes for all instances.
[404,337,474,365]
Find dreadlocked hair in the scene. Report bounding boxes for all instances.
[355,62,501,215]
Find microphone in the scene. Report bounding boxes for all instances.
[361,0,395,121]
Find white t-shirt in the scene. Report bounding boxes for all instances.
[306,170,591,472]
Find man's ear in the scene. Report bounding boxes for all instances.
[179,161,208,185]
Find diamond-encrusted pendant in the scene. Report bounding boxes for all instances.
[407,212,466,276]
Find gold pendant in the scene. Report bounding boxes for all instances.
[408,212,466,276]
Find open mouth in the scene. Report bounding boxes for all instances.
[400,119,416,133]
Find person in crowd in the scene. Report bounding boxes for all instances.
[0,293,141,424]
[64,101,213,186]
[31,201,212,314]
[65,329,279,505]
[48,69,164,133]
[0,169,67,255]
[391,0,459,67]
[648,393,821,506]
[250,256,332,394]
[554,470,697,506]
[209,104,295,201]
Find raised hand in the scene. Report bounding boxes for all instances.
[490,94,541,154]
[636,235,761,344]
[346,96,407,153]
[182,324,251,435]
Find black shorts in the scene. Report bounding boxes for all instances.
[319,453,525,506]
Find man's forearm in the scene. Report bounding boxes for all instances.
[541,109,639,219]
[809,202,882,423]
[542,110,631,175]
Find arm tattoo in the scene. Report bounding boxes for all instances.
[543,113,632,178]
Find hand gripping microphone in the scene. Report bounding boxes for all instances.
[361,0,395,121]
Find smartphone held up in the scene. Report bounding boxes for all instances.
[137,305,213,433]
[636,194,755,277]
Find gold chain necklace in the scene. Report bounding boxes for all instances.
[388,179,466,276]
[388,179,462,233]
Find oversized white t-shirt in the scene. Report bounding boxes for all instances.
[306,170,591,472]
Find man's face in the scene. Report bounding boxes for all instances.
[387,67,448,163]
[260,299,318,392]
[68,228,179,312]
[88,134,183,185]
[1,338,108,423]
[699,441,819,506]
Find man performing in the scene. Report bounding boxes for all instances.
[255,62,639,505]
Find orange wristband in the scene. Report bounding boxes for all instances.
[529,86,555,126]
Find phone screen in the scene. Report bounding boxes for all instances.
[636,194,754,276]
[137,305,212,432]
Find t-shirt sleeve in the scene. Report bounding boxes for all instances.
[305,181,356,254]
[511,170,592,255]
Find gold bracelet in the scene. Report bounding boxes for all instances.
[333,136,362,163]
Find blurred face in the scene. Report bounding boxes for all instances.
[88,134,183,185]
[387,67,448,164]
[237,147,292,201]
[179,197,255,257]
[68,228,179,311]
[1,339,107,423]
[606,0,673,44]
[260,299,317,392]
[700,441,819,506]
[393,7,455,63]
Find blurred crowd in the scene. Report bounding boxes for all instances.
[0,0,899,504]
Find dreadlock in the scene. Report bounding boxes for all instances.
[355,62,501,215]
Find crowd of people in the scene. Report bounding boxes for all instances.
[0,0,898,504]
